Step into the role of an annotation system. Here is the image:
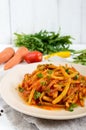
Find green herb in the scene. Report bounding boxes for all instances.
[46,88,50,93]
[68,103,77,112]
[47,69,53,74]
[40,81,47,86]
[65,69,69,74]
[73,49,86,54]
[34,91,41,100]
[37,103,42,106]
[46,75,51,81]
[14,30,73,55]
[73,74,79,80]
[18,87,24,92]
[73,49,86,65]
[37,73,43,78]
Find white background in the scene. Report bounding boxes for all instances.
[0,0,86,44]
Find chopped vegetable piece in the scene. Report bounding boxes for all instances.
[65,69,69,74]
[18,87,24,92]
[47,69,53,74]
[37,73,43,78]
[40,81,47,86]
[73,74,79,80]
[68,103,77,112]
[34,91,41,100]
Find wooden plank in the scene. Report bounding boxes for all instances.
[33,0,59,32]
[10,0,85,44]
[81,0,86,44]
[10,0,34,35]
[10,0,59,34]
[0,0,10,44]
[59,0,82,44]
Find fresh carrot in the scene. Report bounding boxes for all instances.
[4,46,29,70]
[15,46,29,57]
[4,54,22,70]
[0,47,15,64]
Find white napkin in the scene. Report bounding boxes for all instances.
[1,97,86,130]
[24,114,86,130]
[0,97,38,130]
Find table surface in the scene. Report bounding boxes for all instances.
[0,44,86,130]
[0,44,17,130]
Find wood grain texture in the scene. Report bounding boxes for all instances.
[58,0,82,44]
[0,0,86,44]
[0,0,10,44]
[81,0,86,44]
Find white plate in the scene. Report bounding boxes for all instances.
[0,61,86,120]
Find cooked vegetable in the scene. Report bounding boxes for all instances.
[4,46,29,70]
[18,86,24,92]
[37,73,43,78]
[0,47,15,64]
[34,91,41,100]
[73,49,86,65]
[14,30,73,55]
[18,63,86,111]
[24,51,42,63]
[68,103,77,112]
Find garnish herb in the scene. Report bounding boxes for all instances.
[68,103,77,112]
[18,87,24,92]
[47,69,53,74]
[40,81,47,86]
[73,74,79,80]
[34,91,41,100]
[46,88,50,93]
[37,73,43,78]
[46,75,51,81]
[65,69,69,74]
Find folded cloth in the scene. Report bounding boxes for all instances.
[0,97,38,130]
[24,114,86,130]
[1,96,86,130]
